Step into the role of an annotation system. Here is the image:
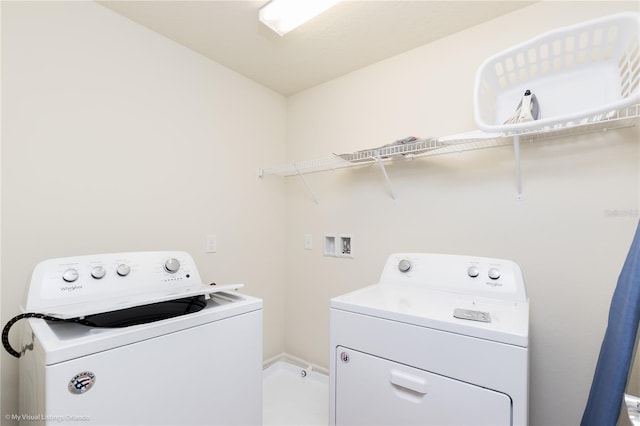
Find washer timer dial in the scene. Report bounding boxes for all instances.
[164,258,180,274]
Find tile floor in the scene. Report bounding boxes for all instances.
[263,361,329,425]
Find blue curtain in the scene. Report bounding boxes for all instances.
[582,219,640,425]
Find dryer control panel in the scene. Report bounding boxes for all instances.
[380,253,527,302]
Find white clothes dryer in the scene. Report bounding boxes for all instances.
[11,251,262,426]
[330,253,529,426]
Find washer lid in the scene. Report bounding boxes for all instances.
[28,291,263,365]
[29,283,244,319]
[331,283,529,347]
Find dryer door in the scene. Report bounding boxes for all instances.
[335,346,511,426]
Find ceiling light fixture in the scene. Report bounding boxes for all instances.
[259,0,341,36]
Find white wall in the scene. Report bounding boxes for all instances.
[284,2,639,425]
[0,1,287,421]
[3,1,640,425]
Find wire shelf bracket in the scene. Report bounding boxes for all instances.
[294,164,319,205]
[514,135,523,200]
[374,151,397,201]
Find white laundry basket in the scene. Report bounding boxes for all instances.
[474,13,640,134]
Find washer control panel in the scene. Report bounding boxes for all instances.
[381,253,527,302]
[26,251,202,312]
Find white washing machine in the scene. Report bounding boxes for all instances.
[330,253,529,426]
[11,251,262,425]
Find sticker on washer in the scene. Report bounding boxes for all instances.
[68,371,96,394]
[453,308,491,323]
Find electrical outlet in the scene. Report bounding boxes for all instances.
[206,234,217,253]
[304,234,313,250]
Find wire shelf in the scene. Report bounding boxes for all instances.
[259,104,639,178]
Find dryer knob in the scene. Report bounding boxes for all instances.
[398,259,412,273]
[488,268,501,280]
[164,258,180,274]
[116,264,131,277]
[467,266,480,278]
[91,266,106,279]
[62,268,79,283]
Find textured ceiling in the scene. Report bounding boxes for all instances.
[98,1,537,96]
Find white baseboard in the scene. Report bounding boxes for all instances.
[263,352,329,376]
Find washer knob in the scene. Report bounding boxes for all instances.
[488,268,501,280]
[91,266,106,279]
[398,259,412,273]
[164,258,180,274]
[62,268,79,283]
[467,266,480,278]
[116,264,131,277]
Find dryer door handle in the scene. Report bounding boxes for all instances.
[389,370,427,395]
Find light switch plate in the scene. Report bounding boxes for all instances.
[206,234,217,253]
